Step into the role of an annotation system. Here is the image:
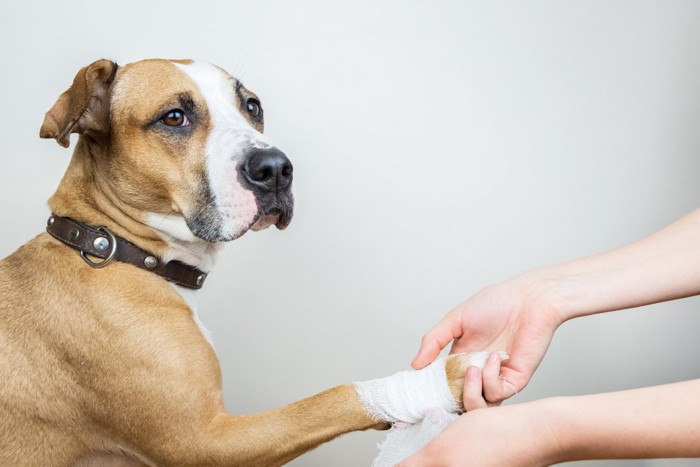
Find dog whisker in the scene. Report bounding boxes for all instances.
[156,209,177,229]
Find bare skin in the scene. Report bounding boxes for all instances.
[404,208,700,464]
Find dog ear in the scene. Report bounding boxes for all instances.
[40,59,119,148]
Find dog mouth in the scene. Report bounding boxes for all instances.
[250,211,281,231]
[250,204,293,232]
[184,198,293,242]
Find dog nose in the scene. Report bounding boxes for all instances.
[243,148,293,193]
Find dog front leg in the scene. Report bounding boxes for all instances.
[140,384,381,467]
[141,353,495,466]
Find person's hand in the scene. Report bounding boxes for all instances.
[399,365,557,467]
[395,400,557,467]
[411,278,563,403]
[401,377,700,465]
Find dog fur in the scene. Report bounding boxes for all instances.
[0,58,474,466]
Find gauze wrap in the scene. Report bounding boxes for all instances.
[354,356,457,424]
[354,351,506,466]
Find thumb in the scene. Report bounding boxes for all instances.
[411,313,463,369]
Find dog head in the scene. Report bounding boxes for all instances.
[40,59,294,246]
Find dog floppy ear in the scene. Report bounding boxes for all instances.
[40,59,119,148]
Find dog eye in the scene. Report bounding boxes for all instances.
[246,98,262,118]
[161,109,190,127]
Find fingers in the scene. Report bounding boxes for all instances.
[483,352,521,403]
[463,353,508,409]
[411,313,463,369]
[482,351,504,403]
[462,366,488,411]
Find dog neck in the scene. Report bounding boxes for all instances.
[143,213,222,272]
[48,138,221,273]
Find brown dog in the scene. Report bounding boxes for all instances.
[0,58,484,466]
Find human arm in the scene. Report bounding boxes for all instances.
[412,208,700,402]
[398,377,700,466]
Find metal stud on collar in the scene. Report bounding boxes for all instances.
[46,214,208,288]
[144,256,158,269]
[93,236,109,251]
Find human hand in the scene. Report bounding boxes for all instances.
[399,358,556,467]
[411,278,563,403]
[395,399,557,467]
[400,377,700,465]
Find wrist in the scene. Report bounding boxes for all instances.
[510,268,573,326]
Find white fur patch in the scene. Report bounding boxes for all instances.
[175,61,269,239]
[147,213,200,243]
[145,212,221,272]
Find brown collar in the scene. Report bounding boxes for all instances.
[46,214,208,289]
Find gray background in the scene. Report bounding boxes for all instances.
[1,1,699,466]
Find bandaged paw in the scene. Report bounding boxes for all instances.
[357,351,509,467]
[354,356,456,424]
[354,351,507,424]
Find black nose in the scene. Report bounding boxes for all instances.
[243,148,293,193]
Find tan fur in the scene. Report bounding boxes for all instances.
[445,353,475,408]
[1,58,473,466]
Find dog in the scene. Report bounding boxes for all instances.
[0,58,487,466]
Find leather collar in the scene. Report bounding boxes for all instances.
[46,214,208,289]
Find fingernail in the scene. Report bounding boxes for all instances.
[411,355,422,369]
[488,352,501,364]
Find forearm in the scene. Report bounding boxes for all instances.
[521,208,700,321]
[544,379,700,462]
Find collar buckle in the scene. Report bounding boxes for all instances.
[79,226,117,268]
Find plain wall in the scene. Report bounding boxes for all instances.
[1,1,700,466]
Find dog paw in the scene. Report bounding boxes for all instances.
[354,351,508,424]
[444,351,509,411]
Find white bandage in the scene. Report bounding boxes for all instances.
[354,351,506,424]
[354,356,458,424]
[359,351,508,467]
[372,409,459,467]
